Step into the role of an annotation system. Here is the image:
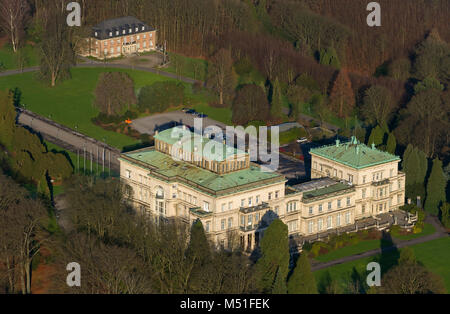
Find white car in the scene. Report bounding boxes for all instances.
[296,137,309,144]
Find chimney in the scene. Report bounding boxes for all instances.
[336,139,340,147]
[371,143,375,149]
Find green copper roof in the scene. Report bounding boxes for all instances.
[154,127,247,162]
[120,149,285,196]
[310,139,400,169]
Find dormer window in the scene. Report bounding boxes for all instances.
[116,31,119,35]
[129,28,132,33]
[94,32,98,37]
[135,27,138,32]
[142,26,145,31]
[122,30,126,34]
[109,32,112,37]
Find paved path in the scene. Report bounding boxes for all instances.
[17,109,120,172]
[311,216,448,271]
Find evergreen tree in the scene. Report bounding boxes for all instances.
[186,219,211,292]
[319,47,341,69]
[386,132,397,154]
[272,267,287,294]
[439,203,450,229]
[425,158,446,215]
[270,78,283,120]
[256,219,289,293]
[0,90,16,149]
[367,125,385,147]
[287,253,318,294]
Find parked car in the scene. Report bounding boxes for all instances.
[181,108,190,112]
[296,137,309,144]
[186,109,197,115]
[197,113,208,118]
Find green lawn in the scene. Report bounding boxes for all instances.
[0,44,39,71]
[314,223,437,263]
[165,52,208,81]
[314,237,450,293]
[314,239,385,263]
[193,103,233,125]
[392,223,436,241]
[0,67,211,149]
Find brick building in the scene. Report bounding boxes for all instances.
[81,16,157,59]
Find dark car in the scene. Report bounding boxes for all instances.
[186,109,197,115]
[197,113,208,118]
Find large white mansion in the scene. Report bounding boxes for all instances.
[119,127,406,251]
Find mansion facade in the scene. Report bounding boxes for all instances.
[119,127,406,251]
[81,16,157,59]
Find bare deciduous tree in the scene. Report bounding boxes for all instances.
[0,0,30,53]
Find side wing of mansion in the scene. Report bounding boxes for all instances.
[80,16,157,59]
[119,127,406,251]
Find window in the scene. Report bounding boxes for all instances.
[309,206,313,215]
[333,169,337,177]
[328,202,332,211]
[142,26,145,31]
[379,204,383,212]
[241,199,245,207]
[327,216,332,229]
[150,41,153,46]
[362,204,366,214]
[362,189,366,198]
[318,219,323,231]
[135,27,138,32]
[203,201,210,212]
[129,28,132,33]
[337,214,341,226]
[337,199,341,208]
[363,176,366,183]
[313,162,317,169]
[248,197,253,206]
[241,215,245,226]
[256,195,260,204]
[110,48,113,54]
[125,170,131,179]
[143,42,147,48]
[206,221,210,232]
[347,197,351,206]
[137,35,140,40]
[275,191,279,199]
[221,204,226,212]
[137,43,140,49]
[109,32,112,37]
[143,34,147,39]
[287,202,297,213]
[248,215,253,226]
[95,31,98,37]
[228,202,233,210]
[345,212,350,224]
[288,220,298,232]
[228,218,233,228]
[319,204,323,213]
[255,213,259,223]
[308,221,313,234]
[116,31,119,35]
[268,192,272,200]
[150,33,153,37]
[275,206,279,215]
[122,30,126,34]
[348,174,353,183]
[398,180,401,189]
[193,197,197,205]
[339,171,343,179]
[221,219,225,230]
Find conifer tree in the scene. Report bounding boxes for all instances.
[256,219,289,293]
[329,69,355,118]
[367,125,385,147]
[287,253,318,294]
[270,78,283,120]
[0,90,16,149]
[386,132,397,154]
[186,219,211,292]
[272,267,287,294]
[425,158,446,215]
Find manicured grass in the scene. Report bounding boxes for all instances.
[278,127,308,145]
[314,224,437,263]
[392,223,436,241]
[165,52,208,81]
[193,103,233,125]
[314,237,450,293]
[314,239,384,263]
[0,44,39,70]
[0,68,211,149]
